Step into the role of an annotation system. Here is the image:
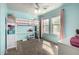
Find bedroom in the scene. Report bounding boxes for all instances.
[0,3,79,55]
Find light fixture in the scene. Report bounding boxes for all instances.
[34,8,41,14]
[34,9,38,13]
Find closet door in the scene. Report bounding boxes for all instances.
[7,15,16,49]
[7,32,16,49]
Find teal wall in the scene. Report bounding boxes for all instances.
[0,3,7,55]
[39,3,79,40]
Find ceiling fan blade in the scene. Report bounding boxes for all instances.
[34,3,40,9]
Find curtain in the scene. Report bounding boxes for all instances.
[60,9,64,40]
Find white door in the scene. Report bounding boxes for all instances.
[7,35,16,49]
[7,23,16,49]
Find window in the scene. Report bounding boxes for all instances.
[41,19,49,36]
[51,16,60,38]
[43,19,49,33]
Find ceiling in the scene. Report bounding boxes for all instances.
[7,3,63,16]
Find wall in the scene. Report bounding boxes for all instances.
[7,8,37,49]
[16,25,35,41]
[7,9,38,19]
[39,3,79,41]
[0,4,38,54]
[0,3,7,55]
[63,3,79,39]
[7,9,37,40]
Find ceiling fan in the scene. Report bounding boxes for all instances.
[33,3,40,13]
[34,3,48,9]
[34,3,40,9]
[33,3,48,14]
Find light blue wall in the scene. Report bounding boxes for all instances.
[39,3,79,40]
[7,9,36,41]
[0,4,38,54]
[63,3,79,38]
[7,9,38,19]
[0,3,7,55]
[16,25,35,41]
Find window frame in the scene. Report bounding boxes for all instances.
[41,18,49,37]
[50,16,61,38]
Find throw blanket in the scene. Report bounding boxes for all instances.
[70,36,79,48]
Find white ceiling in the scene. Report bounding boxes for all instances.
[7,3,63,16]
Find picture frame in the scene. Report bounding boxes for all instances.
[7,25,15,34]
